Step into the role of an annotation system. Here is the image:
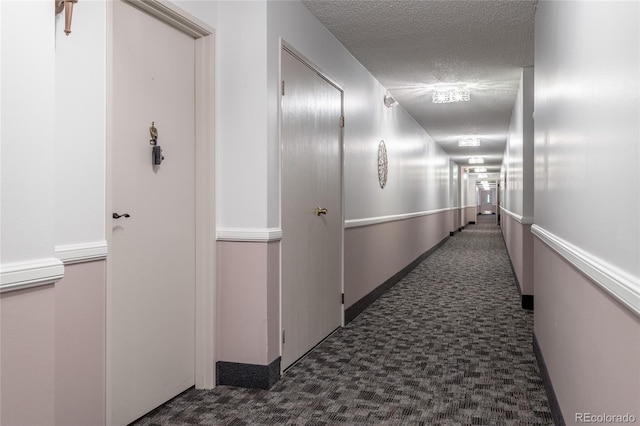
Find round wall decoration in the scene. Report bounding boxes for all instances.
[377,140,388,189]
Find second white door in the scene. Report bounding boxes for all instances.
[281,48,343,370]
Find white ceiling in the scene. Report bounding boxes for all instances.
[302,0,537,172]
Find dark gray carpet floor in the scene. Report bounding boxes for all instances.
[133,215,553,425]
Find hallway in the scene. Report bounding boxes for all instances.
[134,217,552,425]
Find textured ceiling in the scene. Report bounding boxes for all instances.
[302,0,537,173]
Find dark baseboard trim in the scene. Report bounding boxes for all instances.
[344,236,449,325]
[216,357,281,390]
[522,294,534,310]
[500,230,534,311]
[533,334,565,426]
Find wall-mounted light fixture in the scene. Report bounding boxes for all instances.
[432,90,470,104]
[384,94,398,108]
[469,157,484,164]
[55,0,78,36]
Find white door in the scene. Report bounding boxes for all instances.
[109,2,196,424]
[281,48,343,370]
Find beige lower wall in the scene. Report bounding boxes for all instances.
[452,208,461,232]
[55,260,106,426]
[216,240,280,366]
[463,206,476,226]
[266,242,280,364]
[1,261,106,426]
[344,211,450,308]
[534,238,640,423]
[1,285,56,426]
[501,213,533,295]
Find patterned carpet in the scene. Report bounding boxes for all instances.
[133,215,553,425]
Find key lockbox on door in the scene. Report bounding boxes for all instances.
[149,121,164,165]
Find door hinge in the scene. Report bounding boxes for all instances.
[341,293,344,304]
[340,116,345,128]
[282,81,285,96]
[282,329,285,344]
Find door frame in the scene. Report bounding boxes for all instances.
[278,41,345,368]
[105,1,216,421]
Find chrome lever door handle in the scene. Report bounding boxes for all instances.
[315,207,327,216]
[113,213,131,219]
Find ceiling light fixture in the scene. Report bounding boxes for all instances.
[458,138,480,147]
[477,173,488,178]
[432,90,470,104]
[469,157,484,164]
[474,167,487,173]
[384,94,398,108]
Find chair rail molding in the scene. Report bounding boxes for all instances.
[345,207,454,229]
[55,240,108,265]
[532,224,640,317]
[500,206,534,225]
[216,228,283,243]
[1,258,65,293]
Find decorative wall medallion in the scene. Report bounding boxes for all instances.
[377,140,388,188]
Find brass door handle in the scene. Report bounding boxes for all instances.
[315,207,328,216]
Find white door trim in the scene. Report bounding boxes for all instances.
[106,3,215,423]
[123,0,213,38]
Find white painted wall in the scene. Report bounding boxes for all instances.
[54,1,106,250]
[465,174,477,207]
[176,0,218,28]
[2,0,112,271]
[535,1,639,282]
[216,1,269,229]
[450,161,460,209]
[1,1,56,265]
[461,169,469,207]
[522,67,534,218]
[504,71,524,215]
[502,67,534,218]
